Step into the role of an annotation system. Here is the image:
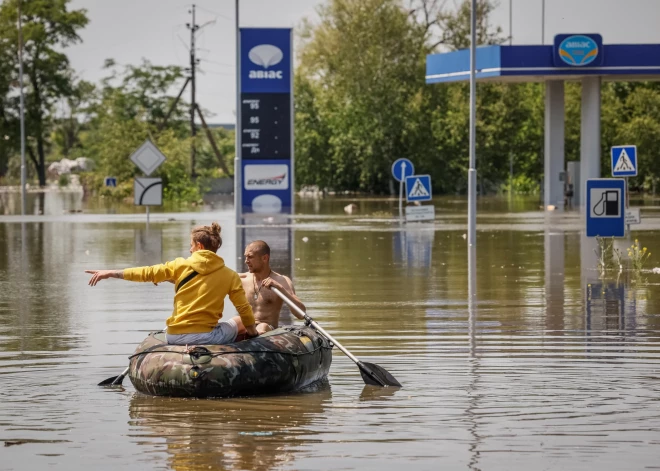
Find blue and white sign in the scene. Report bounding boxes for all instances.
[241,28,291,94]
[405,175,432,202]
[611,145,637,177]
[241,160,292,213]
[391,158,414,182]
[586,178,625,237]
[238,28,293,216]
[553,34,603,67]
[104,177,117,187]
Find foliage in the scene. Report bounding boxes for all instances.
[57,173,69,187]
[628,239,652,272]
[595,236,619,276]
[0,0,88,186]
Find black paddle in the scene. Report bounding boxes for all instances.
[98,366,129,387]
[271,287,402,387]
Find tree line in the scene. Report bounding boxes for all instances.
[1,0,659,201]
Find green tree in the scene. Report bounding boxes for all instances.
[78,61,203,202]
[0,0,88,186]
[296,0,430,193]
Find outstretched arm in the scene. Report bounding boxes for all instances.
[262,276,306,312]
[85,270,124,286]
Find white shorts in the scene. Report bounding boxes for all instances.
[166,318,238,346]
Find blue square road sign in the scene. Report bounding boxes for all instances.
[611,145,637,177]
[586,178,625,237]
[405,175,432,202]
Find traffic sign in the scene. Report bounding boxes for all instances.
[104,177,117,187]
[405,175,432,202]
[134,177,163,206]
[626,208,641,225]
[586,178,625,237]
[129,140,166,176]
[611,145,637,177]
[391,158,414,182]
[405,205,435,222]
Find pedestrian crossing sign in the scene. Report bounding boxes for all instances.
[611,145,637,177]
[405,175,432,202]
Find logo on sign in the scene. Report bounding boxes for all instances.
[249,44,283,79]
[244,164,289,190]
[558,35,599,66]
[590,188,620,218]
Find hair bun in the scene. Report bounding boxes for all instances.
[211,222,221,236]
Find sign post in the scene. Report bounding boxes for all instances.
[391,158,414,220]
[129,139,166,224]
[586,178,625,238]
[611,145,638,235]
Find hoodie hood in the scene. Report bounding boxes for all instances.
[189,250,225,275]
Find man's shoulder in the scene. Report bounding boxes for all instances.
[271,271,293,284]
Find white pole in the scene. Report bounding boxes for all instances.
[541,0,545,45]
[467,0,477,246]
[18,0,26,216]
[398,161,406,220]
[234,0,242,226]
[509,0,513,45]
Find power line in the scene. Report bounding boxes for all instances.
[194,5,232,22]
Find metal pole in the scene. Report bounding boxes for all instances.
[625,177,630,237]
[467,0,477,246]
[234,0,242,226]
[541,0,545,45]
[399,179,404,220]
[509,0,512,45]
[189,4,197,178]
[18,0,26,216]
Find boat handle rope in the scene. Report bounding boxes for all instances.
[128,343,332,361]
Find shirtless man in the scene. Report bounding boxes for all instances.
[232,240,305,338]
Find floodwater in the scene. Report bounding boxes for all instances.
[3,191,660,470]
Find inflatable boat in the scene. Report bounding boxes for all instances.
[128,325,333,398]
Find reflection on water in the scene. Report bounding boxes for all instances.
[2,196,660,469]
[128,384,332,471]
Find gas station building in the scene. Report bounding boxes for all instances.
[425,34,660,211]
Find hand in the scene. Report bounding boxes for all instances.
[85,269,122,286]
[262,277,284,291]
[245,325,259,339]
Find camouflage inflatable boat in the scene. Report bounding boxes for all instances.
[128,325,333,398]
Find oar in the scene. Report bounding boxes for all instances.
[271,287,401,387]
[98,366,129,387]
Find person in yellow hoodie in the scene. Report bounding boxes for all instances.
[85,222,258,344]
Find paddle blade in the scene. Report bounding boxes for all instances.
[98,367,129,387]
[358,362,402,388]
[98,375,122,386]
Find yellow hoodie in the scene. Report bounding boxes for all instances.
[123,250,255,334]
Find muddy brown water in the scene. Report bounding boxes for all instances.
[2,192,660,470]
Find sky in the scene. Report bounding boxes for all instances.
[66,0,660,124]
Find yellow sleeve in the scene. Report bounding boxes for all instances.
[228,272,255,327]
[123,258,182,284]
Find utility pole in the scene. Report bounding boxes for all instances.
[187,5,199,178]
[18,0,26,216]
[234,0,241,226]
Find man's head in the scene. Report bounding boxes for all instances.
[244,240,271,273]
[190,222,222,253]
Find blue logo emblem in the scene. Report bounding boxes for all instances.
[557,35,599,66]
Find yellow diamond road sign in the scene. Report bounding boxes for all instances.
[130,140,166,176]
